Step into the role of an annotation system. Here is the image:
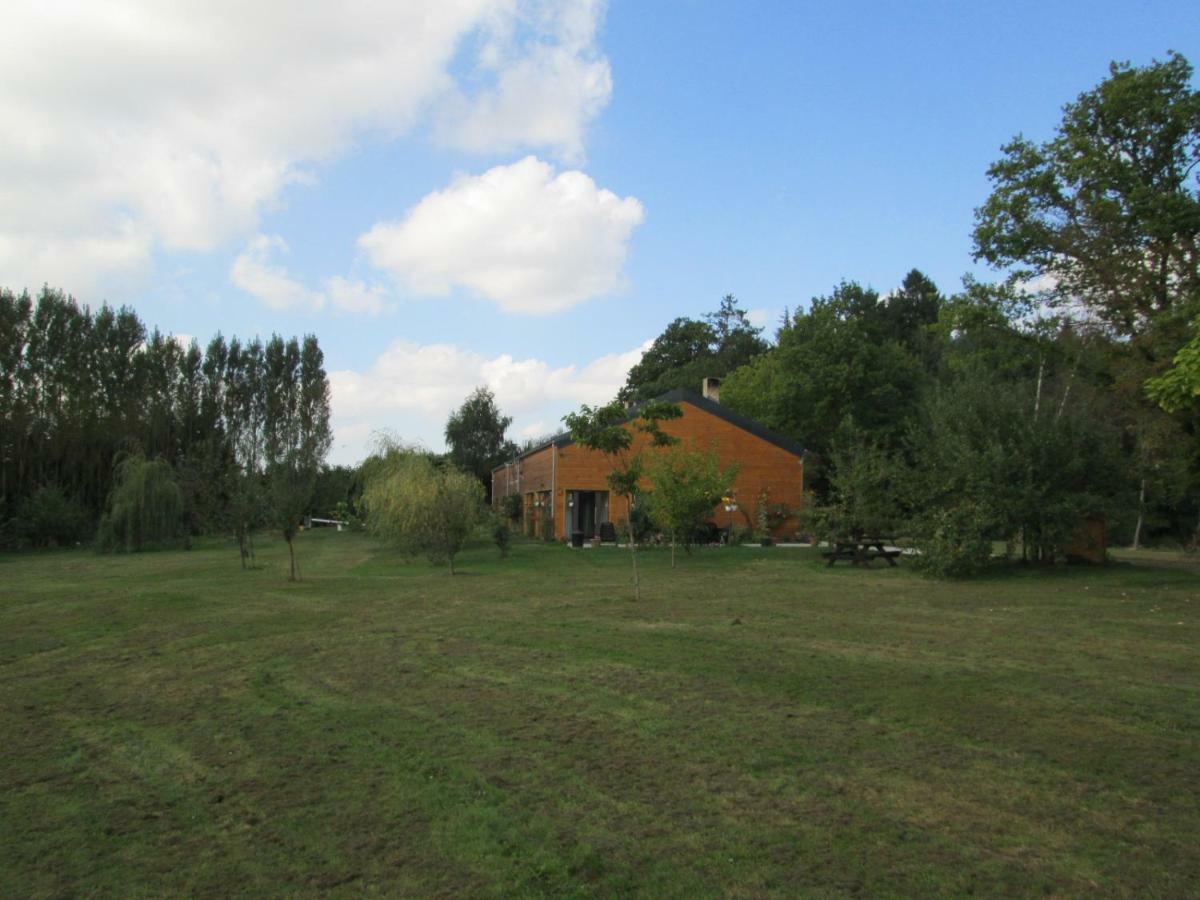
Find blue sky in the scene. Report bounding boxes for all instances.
[2,1,1195,463]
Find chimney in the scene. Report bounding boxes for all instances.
[702,377,721,403]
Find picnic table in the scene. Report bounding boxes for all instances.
[822,537,901,567]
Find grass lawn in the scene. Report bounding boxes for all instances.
[2,531,1198,897]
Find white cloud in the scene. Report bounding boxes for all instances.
[438,0,611,164]
[328,337,651,464]
[746,308,773,329]
[0,1,612,295]
[325,277,389,316]
[230,235,325,312]
[359,156,643,314]
[231,235,389,315]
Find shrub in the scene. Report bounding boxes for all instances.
[728,525,756,546]
[540,515,556,542]
[18,485,90,548]
[911,504,994,578]
[493,516,511,558]
[501,493,522,523]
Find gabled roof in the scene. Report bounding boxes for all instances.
[493,389,806,470]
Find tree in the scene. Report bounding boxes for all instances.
[362,440,483,574]
[563,399,681,598]
[620,295,768,403]
[262,335,332,581]
[96,454,184,552]
[445,387,515,500]
[972,52,1200,355]
[905,365,1126,567]
[645,445,738,566]
[803,419,902,546]
[720,281,928,460]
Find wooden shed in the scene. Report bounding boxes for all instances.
[492,387,807,542]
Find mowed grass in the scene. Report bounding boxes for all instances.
[1,532,1198,897]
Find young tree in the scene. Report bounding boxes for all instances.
[563,399,681,598]
[362,440,483,574]
[645,445,738,566]
[262,335,332,581]
[444,387,515,500]
[803,419,902,546]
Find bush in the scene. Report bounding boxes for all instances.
[728,525,756,546]
[911,504,994,578]
[18,485,90,548]
[501,493,522,523]
[493,516,510,558]
[540,515,556,542]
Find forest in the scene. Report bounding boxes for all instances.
[0,286,336,571]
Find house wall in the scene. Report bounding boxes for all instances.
[496,401,804,541]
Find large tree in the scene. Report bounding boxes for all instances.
[620,295,768,403]
[720,280,930,459]
[972,52,1200,354]
[444,387,515,500]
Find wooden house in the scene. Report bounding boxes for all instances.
[491,381,807,542]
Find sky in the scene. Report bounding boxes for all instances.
[2,0,1196,464]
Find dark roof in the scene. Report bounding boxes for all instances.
[492,389,806,471]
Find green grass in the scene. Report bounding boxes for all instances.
[2,531,1198,897]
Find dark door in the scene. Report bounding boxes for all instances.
[579,491,597,537]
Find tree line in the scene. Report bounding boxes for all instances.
[617,54,1200,573]
[0,286,334,574]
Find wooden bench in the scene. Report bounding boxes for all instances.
[822,538,901,567]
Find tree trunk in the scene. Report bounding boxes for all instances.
[670,534,676,568]
[1033,355,1045,421]
[631,542,640,600]
[1132,477,1146,550]
[448,554,455,575]
[287,536,297,581]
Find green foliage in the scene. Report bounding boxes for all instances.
[721,279,933,459]
[0,286,335,561]
[972,52,1200,352]
[262,334,333,580]
[909,503,995,578]
[646,445,739,564]
[539,514,556,542]
[362,440,485,574]
[500,492,523,523]
[96,456,184,552]
[905,366,1125,564]
[564,399,682,598]
[15,485,90,548]
[445,387,516,498]
[619,295,768,403]
[803,420,900,544]
[491,514,511,558]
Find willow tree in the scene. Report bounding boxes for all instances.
[362,441,483,574]
[96,454,184,552]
